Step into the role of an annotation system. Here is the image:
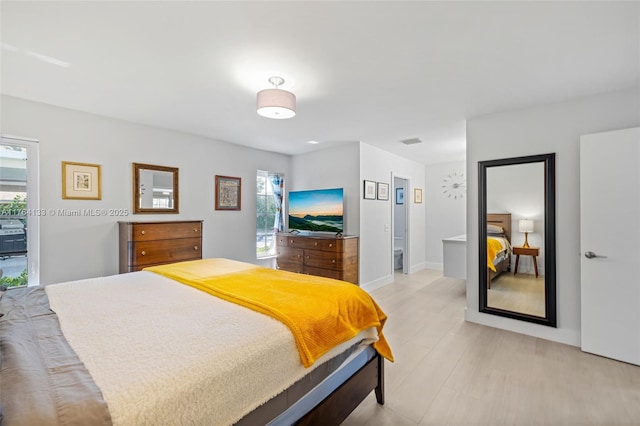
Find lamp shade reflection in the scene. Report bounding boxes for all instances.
[519,219,534,248]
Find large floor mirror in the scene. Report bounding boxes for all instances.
[478,153,556,327]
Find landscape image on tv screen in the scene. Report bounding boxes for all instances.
[288,188,344,233]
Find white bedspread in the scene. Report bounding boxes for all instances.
[46,271,377,426]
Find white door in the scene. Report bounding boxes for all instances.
[580,127,640,365]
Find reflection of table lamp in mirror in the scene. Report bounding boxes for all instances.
[519,219,534,248]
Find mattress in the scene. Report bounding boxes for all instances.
[42,270,379,426]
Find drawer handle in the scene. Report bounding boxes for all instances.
[314,242,318,246]
[140,230,146,235]
[329,243,333,248]
[193,228,198,232]
[194,246,199,250]
[332,259,336,264]
[290,240,294,244]
[141,250,146,256]
[306,255,310,259]
[297,254,301,258]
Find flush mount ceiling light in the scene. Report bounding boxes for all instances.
[256,76,296,119]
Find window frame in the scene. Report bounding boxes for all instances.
[0,135,40,286]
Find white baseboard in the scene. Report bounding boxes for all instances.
[409,262,426,274]
[360,274,394,293]
[425,262,443,271]
[464,309,580,347]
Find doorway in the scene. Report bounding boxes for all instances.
[393,176,409,274]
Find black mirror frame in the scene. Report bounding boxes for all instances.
[132,162,179,214]
[478,153,557,327]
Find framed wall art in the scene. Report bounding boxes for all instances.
[363,180,376,200]
[377,182,389,201]
[62,161,102,200]
[414,188,423,204]
[215,175,241,210]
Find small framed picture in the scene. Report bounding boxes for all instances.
[414,188,423,204]
[62,161,102,200]
[363,180,376,200]
[396,188,404,204]
[377,182,389,201]
[215,175,242,210]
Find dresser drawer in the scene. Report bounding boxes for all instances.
[303,265,341,280]
[277,260,304,274]
[285,236,327,250]
[284,236,345,252]
[129,222,202,242]
[320,239,343,252]
[127,237,201,267]
[276,246,304,264]
[276,234,290,247]
[304,250,344,269]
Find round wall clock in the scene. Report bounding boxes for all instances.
[442,172,466,199]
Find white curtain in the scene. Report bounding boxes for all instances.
[269,173,284,232]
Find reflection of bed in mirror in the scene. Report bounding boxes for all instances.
[486,213,511,288]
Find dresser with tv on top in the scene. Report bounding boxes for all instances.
[275,233,359,284]
[119,220,203,273]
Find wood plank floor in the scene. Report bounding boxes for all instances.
[488,273,545,317]
[343,269,640,425]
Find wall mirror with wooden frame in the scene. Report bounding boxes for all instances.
[132,163,179,214]
[478,153,556,327]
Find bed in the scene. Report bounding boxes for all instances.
[0,258,393,426]
[486,213,512,289]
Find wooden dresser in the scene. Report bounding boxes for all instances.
[275,233,359,284]
[119,220,203,273]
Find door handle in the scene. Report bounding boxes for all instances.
[585,251,607,259]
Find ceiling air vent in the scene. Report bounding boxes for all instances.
[401,138,422,145]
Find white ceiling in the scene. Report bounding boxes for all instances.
[2,1,638,165]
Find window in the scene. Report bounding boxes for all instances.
[0,136,40,287]
[256,171,284,258]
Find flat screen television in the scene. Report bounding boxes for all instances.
[288,188,344,233]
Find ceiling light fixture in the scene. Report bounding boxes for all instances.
[256,76,296,119]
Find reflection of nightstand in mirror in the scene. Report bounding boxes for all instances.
[513,246,539,277]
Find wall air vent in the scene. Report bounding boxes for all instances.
[401,138,422,145]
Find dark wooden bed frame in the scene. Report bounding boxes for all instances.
[297,352,384,425]
[486,213,511,289]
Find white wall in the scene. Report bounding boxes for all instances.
[289,143,360,235]
[425,161,467,270]
[1,95,291,284]
[360,143,426,289]
[466,88,640,346]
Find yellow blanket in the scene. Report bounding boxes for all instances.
[145,259,393,368]
[487,237,504,271]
